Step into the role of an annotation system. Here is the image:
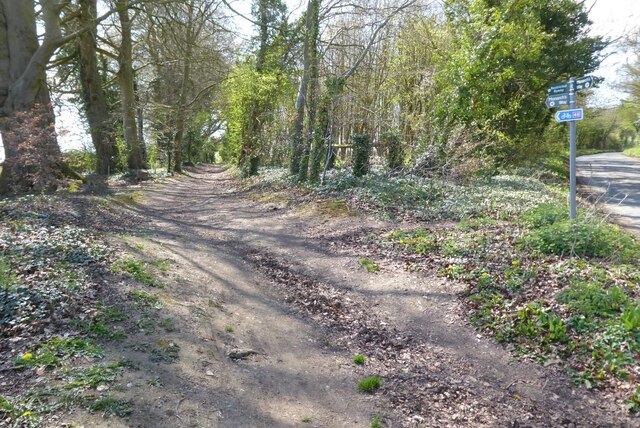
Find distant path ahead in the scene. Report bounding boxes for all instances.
[577,152,640,234]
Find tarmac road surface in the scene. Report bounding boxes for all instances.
[576,152,640,235]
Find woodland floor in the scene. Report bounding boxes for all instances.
[2,164,639,427]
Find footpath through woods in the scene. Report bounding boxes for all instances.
[577,152,640,235]
[77,165,634,427]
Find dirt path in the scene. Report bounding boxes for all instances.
[89,165,634,427]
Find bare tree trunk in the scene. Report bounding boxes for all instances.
[135,80,145,161]
[117,0,144,170]
[78,0,117,175]
[173,0,195,173]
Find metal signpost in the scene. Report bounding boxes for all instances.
[546,76,594,219]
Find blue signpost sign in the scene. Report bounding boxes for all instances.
[546,76,595,219]
[555,108,584,123]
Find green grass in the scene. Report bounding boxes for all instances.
[623,146,640,159]
[225,324,234,333]
[128,290,161,308]
[302,416,312,423]
[357,376,382,393]
[352,354,366,365]
[86,395,133,417]
[63,363,124,391]
[73,320,126,341]
[14,338,104,369]
[370,415,383,428]
[525,218,640,262]
[113,258,163,288]
[94,304,127,323]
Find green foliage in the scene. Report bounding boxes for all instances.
[86,395,133,418]
[523,204,569,228]
[128,290,161,308]
[577,107,637,152]
[0,220,110,339]
[113,258,163,288]
[73,320,126,341]
[525,219,640,262]
[437,0,606,164]
[95,305,127,323]
[624,146,640,159]
[513,303,568,343]
[370,415,383,428]
[556,282,629,317]
[382,131,404,171]
[357,376,382,393]
[14,337,104,370]
[358,258,380,273]
[352,134,371,178]
[352,354,366,365]
[321,170,560,221]
[621,304,640,331]
[388,228,438,255]
[626,386,640,413]
[221,61,292,174]
[456,216,496,232]
[0,395,37,427]
[63,363,124,391]
[150,340,180,363]
[63,149,97,175]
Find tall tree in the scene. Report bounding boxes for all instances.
[0,0,65,192]
[289,0,319,176]
[437,0,607,163]
[77,0,118,174]
[117,0,145,170]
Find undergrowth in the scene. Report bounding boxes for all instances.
[623,147,640,159]
[0,194,160,425]
[379,205,640,410]
[243,166,640,412]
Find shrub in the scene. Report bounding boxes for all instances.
[523,204,569,228]
[526,219,640,262]
[63,149,97,175]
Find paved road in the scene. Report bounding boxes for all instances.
[577,152,640,234]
